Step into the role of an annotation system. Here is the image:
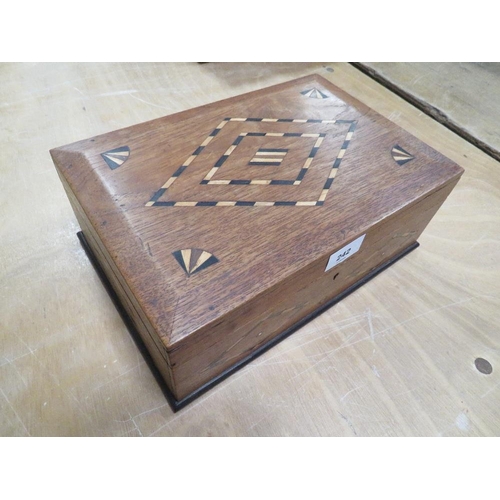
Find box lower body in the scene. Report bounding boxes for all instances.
[78,231,418,411]
[70,178,457,411]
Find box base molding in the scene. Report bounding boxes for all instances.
[77,231,419,412]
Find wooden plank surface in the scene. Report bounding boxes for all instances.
[355,62,500,162]
[1,62,499,436]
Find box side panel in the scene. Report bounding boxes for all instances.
[50,147,178,348]
[169,178,460,400]
[54,168,176,393]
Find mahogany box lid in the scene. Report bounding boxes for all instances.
[50,74,463,349]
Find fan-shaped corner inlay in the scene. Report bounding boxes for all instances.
[391,145,414,166]
[101,146,130,170]
[301,88,328,99]
[173,248,219,276]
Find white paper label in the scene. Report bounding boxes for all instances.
[325,234,366,272]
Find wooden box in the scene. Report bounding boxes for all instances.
[50,75,463,410]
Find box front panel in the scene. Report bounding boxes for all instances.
[170,180,459,400]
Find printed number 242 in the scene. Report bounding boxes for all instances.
[336,248,351,262]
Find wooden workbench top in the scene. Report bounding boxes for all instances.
[1,62,499,436]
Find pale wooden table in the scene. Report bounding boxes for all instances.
[1,62,499,436]
[356,62,500,162]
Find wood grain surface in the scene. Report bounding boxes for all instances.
[355,62,500,162]
[1,62,499,436]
